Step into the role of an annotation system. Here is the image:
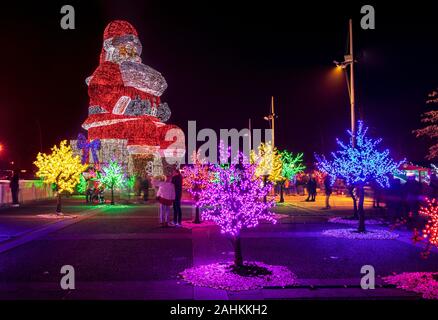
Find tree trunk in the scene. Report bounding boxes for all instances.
[192,194,201,224]
[357,185,366,233]
[56,193,62,214]
[233,235,243,267]
[263,176,268,203]
[193,206,201,224]
[349,186,358,219]
[111,187,115,205]
[279,183,284,203]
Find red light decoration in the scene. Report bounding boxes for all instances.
[313,169,326,186]
[419,198,438,247]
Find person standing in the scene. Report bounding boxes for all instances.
[372,181,382,209]
[310,175,317,201]
[86,178,94,203]
[284,179,290,196]
[306,174,317,202]
[153,176,175,227]
[323,175,332,209]
[135,176,142,197]
[9,170,20,207]
[305,174,311,201]
[387,176,402,222]
[171,168,183,227]
[141,177,150,202]
[403,176,422,227]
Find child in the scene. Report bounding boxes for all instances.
[152,175,176,227]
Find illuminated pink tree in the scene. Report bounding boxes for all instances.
[197,151,276,267]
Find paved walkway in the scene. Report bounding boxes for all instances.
[0,196,435,300]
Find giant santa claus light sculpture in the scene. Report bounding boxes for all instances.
[73,20,185,176]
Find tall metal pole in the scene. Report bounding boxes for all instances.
[248,118,252,151]
[349,19,356,147]
[271,96,275,149]
[348,19,358,219]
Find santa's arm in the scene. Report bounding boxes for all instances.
[88,63,135,115]
[112,96,132,115]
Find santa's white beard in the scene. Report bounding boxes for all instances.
[105,47,142,64]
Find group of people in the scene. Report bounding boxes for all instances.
[383,175,430,224]
[85,179,105,204]
[304,174,333,209]
[152,168,183,227]
[305,174,318,202]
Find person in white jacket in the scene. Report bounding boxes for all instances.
[152,175,176,227]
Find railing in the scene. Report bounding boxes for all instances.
[0,180,55,206]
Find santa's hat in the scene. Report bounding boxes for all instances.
[100,20,141,63]
[103,20,138,40]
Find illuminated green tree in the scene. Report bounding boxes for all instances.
[278,151,306,203]
[76,175,87,194]
[100,159,126,205]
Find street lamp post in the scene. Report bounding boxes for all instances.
[334,19,359,218]
[334,19,356,147]
[263,96,277,201]
[264,96,276,148]
[348,19,356,146]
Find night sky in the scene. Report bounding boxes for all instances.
[0,1,437,170]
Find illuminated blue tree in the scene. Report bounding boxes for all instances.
[315,121,403,232]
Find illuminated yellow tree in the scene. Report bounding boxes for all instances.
[251,142,282,202]
[251,142,283,183]
[34,140,87,214]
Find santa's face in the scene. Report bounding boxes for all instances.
[118,43,137,58]
[104,35,142,64]
[113,43,141,63]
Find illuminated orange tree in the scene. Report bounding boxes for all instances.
[419,198,438,255]
[183,152,213,223]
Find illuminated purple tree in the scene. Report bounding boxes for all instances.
[197,151,276,267]
[315,121,403,232]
